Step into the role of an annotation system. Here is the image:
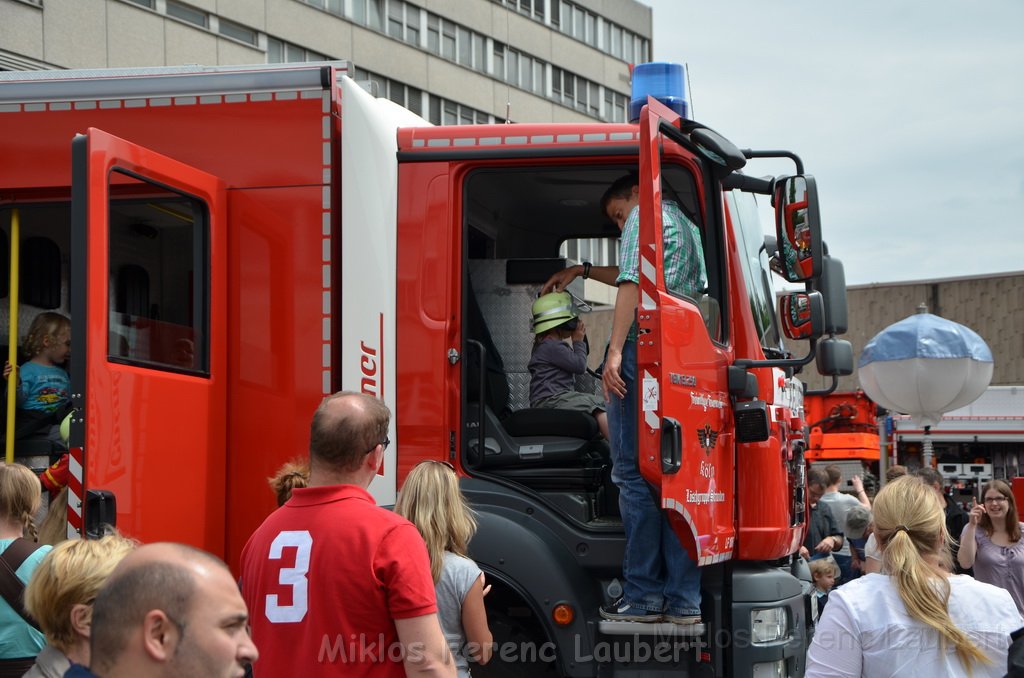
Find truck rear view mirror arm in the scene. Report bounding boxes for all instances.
[741,148,805,175]
[805,375,839,397]
[721,173,774,195]
[734,338,818,372]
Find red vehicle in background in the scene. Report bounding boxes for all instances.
[805,390,881,490]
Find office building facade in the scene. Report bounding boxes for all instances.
[0,0,652,125]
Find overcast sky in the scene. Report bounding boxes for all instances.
[642,0,1024,286]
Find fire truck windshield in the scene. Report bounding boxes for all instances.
[727,189,782,351]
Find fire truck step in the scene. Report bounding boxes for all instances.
[597,620,705,637]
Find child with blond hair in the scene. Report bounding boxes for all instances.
[0,462,52,674]
[3,312,73,445]
[396,461,492,677]
[808,556,839,622]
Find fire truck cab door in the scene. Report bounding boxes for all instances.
[635,101,736,565]
[70,129,227,551]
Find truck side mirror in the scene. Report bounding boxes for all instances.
[773,175,822,282]
[779,291,824,340]
[816,338,854,376]
[813,254,848,335]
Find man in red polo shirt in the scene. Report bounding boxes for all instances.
[241,392,453,677]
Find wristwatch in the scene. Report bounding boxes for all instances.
[582,261,592,279]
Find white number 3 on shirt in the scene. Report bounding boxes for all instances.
[266,530,312,623]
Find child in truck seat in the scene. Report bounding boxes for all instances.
[3,312,73,447]
[528,291,609,440]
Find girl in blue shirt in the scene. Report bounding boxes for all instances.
[3,313,71,444]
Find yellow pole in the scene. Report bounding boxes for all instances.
[5,209,19,464]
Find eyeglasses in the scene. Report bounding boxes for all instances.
[418,459,455,471]
[984,496,1009,504]
[366,437,390,455]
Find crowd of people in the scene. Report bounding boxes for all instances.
[1,392,475,678]
[805,462,1024,677]
[4,394,1024,677]
[2,177,1023,676]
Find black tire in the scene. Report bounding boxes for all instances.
[472,588,559,678]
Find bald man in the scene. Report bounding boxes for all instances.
[66,542,258,678]
[241,391,453,677]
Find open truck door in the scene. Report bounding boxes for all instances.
[635,100,736,565]
[70,129,226,548]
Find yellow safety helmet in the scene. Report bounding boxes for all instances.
[531,291,579,334]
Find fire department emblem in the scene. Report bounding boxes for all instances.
[697,424,719,455]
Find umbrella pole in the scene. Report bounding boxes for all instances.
[922,425,933,468]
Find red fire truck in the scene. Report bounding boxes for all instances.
[0,61,851,676]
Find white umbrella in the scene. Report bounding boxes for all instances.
[858,306,993,465]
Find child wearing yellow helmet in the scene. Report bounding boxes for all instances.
[528,292,608,440]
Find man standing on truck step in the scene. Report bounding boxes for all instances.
[544,174,706,624]
[240,392,455,677]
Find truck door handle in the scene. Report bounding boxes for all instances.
[661,417,682,475]
[465,340,486,467]
[85,489,117,538]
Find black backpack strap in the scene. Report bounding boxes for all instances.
[0,538,43,631]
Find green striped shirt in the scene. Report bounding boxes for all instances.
[616,200,707,340]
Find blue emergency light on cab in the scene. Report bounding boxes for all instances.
[629,61,689,123]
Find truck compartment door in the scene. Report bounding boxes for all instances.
[635,101,736,565]
[70,128,226,552]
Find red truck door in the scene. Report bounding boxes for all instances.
[635,101,736,565]
[70,128,227,552]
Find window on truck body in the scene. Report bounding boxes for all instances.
[107,172,210,375]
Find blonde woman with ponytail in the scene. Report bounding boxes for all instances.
[396,461,492,677]
[0,462,52,676]
[807,475,1022,677]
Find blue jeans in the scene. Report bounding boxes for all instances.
[606,339,702,616]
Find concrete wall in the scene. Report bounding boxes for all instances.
[802,271,1024,391]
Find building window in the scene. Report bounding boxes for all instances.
[267,37,329,63]
[458,26,472,67]
[495,43,547,95]
[442,21,456,60]
[492,0,544,21]
[352,0,384,31]
[123,0,155,7]
[353,67,429,117]
[219,18,257,45]
[166,0,208,28]
[604,88,628,123]
[301,0,343,15]
[427,94,492,126]
[560,237,619,268]
[472,34,486,71]
[385,0,420,45]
